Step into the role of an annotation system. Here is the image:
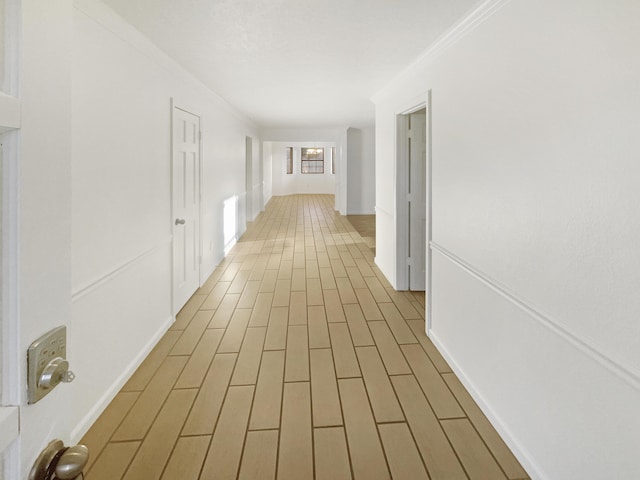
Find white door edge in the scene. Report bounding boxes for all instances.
[1,125,21,480]
[0,407,19,452]
[425,90,433,332]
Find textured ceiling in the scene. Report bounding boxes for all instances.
[100,0,478,128]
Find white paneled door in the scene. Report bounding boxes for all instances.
[408,109,427,290]
[172,106,201,314]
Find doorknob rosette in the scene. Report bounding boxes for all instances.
[29,440,89,480]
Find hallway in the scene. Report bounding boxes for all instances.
[80,194,527,480]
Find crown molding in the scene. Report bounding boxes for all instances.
[372,0,513,103]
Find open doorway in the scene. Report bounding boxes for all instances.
[396,105,428,292]
[245,136,253,225]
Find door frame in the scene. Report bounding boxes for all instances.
[425,91,433,332]
[395,92,433,330]
[1,0,22,473]
[245,136,253,225]
[395,101,426,290]
[1,128,20,479]
[170,99,203,315]
[257,139,264,213]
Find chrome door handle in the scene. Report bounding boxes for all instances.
[29,440,89,480]
[175,218,186,225]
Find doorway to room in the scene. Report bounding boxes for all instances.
[245,136,253,225]
[396,105,429,292]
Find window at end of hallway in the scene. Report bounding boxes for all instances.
[301,147,324,174]
[286,147,293,174]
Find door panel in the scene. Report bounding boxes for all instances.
[408,110,427,290]
[172,107,200,314]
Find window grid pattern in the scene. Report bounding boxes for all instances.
[301,147,324,174]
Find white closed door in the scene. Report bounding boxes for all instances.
[172,106,201,314]
[408,109,427,290]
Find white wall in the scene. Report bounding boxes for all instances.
[346,126,375,214]
[269,142,336,196]
[262,141,273,205]
[242,135,262,224]
[68,0,259,466]
[253,136,263,219]
[261,127,345,143]
[373,0,640,479]
[335,129,348,215]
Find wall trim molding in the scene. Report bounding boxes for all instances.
[72,237,172,303]
[429,330,543,480]
[2,130,20,408]
[70,315,174,443]
[430,242,640,392]
[372,0,513,102]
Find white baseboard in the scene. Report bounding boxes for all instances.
[70,315,174,443]
[429,330,543,480]
[200,257,220,286]
[428,250,640,479]
[224,237,237,255]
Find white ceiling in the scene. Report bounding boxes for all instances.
[100,0,478,128]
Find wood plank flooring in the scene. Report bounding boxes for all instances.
[345,214,375,252]
[82,194,528,480]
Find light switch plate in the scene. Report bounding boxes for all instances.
[27,326,67,404]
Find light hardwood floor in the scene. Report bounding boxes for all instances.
[81,194,529,480]
[345,214,375,252]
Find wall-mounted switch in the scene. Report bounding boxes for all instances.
[27,326,75,404]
